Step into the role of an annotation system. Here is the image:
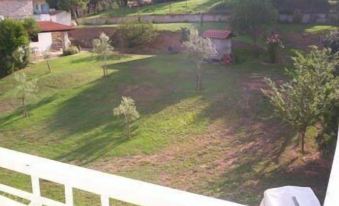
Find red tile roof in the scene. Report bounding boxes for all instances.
[202,29,233,39]
[37,21,73,32]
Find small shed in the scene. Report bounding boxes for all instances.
[30,21,73,53]
[202,29,233,62]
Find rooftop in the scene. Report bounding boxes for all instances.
[37,21,73,32]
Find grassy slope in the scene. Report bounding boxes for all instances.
[84,0,228,19]
[0,24,335,205]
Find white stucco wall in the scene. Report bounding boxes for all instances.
[51,11,72,25]
[30,32,52,53]
[211,39,232,59]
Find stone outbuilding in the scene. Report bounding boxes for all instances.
[202,29,233,63]
[30,21,73,53]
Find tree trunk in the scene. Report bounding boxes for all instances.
[195,63,203,91]
[22,96,28,118]
[46,60,51,73]
[299,129,306,155]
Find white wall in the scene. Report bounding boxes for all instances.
[324,131,339,206]
[34,11,72,26]
[51,11,72,25]
[211,39,232,59]
[30,32,53,53]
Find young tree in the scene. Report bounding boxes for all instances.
[231,0,278,47]
[262,47,339,154]
[183,29,217,91]
[92,33,114,77]
[14,72,38,117]
[113,96,140,138]
[0,19,29,77]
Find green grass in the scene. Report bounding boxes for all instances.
[85,0,229,19]
[0,24,334,205]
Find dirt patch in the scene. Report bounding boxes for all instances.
[118,83,163,104]
[284,32,322,50]
[89,117,332,205]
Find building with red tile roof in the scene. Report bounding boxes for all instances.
[202,29,233,63]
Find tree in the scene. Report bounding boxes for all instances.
[183,29,217,91]
[58,0,89,20]
[231,0,278,46]
[0,19,29,77]
[92,33,114,77]
[323,30,339,54]
[116,0,128,7]
[22,18,40,38]
[113,96,140,138]
[262,47,339,154]
[14,72,38,117]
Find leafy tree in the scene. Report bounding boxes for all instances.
[92,33,114,77]
[323,30,339,54]
[22,18,40,38]
[58,0,89,20]
[113,96,140,138]
[116,0,128,7]
[230,0,278,46]
[14,72,38,117]
[262,47,339,154]
[0,19,29,77]
[183,29,217,91]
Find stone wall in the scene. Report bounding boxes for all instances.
[279,12,339,24]
[80,11,339,25]
[0,0,33,19]
[80,13,230,25]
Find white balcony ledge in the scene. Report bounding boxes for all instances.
[0,147,244,206]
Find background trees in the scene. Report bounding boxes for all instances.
[0,19,29,77]
[183,29,217,91]
[263,47,339,154]
[230,0,278,46]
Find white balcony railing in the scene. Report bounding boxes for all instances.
[324,129,339,206]
[0,147,244,206]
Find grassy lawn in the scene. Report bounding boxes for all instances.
[85,0,229,19]
[0,24,335,205]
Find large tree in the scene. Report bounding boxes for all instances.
[0,19,29,77]
[58,0,89,20]
[231,0,278,46]
[262,47,339,154]
[183,29,217,91]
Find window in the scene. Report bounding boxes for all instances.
[30,33,38,42]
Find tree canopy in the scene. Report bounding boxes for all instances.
[263,47,339,154]
[0,19,29,77]
[231,0,278,43]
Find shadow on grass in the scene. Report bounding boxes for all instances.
[46,52,290,165]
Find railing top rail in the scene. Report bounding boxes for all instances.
[0,147,244,206]
[324,130,339,206]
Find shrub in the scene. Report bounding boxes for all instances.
[113,21,158,48]
[63,46,80,56]
[0,19,29,77]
